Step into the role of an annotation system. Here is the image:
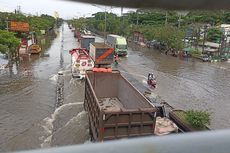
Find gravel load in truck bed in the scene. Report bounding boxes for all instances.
[98,97,125,111]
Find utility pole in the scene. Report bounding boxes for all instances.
[18,5,21,14]
[6,17,9,31]
[92,4,107,44]
[165,11,168,25]
[121,7,124,35]
[136,10,139,25]
[178,13,181,28]
[202,25,207,53]
[219,32,226,58]
[17,5,21,14]
[104,7,107,44]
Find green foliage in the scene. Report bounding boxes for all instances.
[70,10,230,51]
[140,25,185,50]
[28,14,56,35]
[72,18,88,31]
[0,12,57,35]
[207,28,223,43]
[0,44,8,54]
[191,49,202,56]
[185,110,210,129]
[0,30,20,54]
[184,11,222,25]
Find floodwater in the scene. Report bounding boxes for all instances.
[119,43,230,130]
[0,23,230,152]
[0,23,90,152]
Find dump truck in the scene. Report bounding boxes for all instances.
[84,70,157,141]
[80,35,95,51]
[89,42,114,67]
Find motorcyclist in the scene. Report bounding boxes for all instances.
[148,73,156,88]
[114,53,119,65]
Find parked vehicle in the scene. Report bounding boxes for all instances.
[154,42,167,51]
[146,40,157,48]
[29,44,41,54]
[19,44,28,55]
[107,34,128,56]
[84,70,157,141]
[74,30,81,42]
[89,42,114,67]
[83,29,92,35]
[69,48,94,79]
[80,35,95,51]
[201,54,210,62]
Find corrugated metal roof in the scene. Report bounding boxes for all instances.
[204,42,220,48]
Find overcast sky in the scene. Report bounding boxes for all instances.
[0,0,135,19]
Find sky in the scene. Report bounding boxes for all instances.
[0,0,135,19]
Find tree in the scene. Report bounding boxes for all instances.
[207,28,223,43]
[0,12,57,36]
[0,30,20,53]
[0,30,20,67]
[142,25,185,50]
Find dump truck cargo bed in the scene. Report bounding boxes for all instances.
[84,70,157,141]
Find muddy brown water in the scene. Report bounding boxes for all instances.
[0,23,230,152]
[119,43,230,130]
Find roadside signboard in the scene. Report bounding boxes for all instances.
[10,21,29,32]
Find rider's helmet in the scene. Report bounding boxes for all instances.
[148,73,155,80]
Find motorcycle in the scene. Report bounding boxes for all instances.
[147,73,157,89]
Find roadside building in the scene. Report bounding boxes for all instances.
[200,42,220,57]
[133,31,144,42]
[133,31,146,47]
[220,24,230,43]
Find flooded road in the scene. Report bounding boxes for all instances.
[0,24,87,152]
[0,23,230,152]
[119,44,230,129]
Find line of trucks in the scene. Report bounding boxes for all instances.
[70,27,197,142]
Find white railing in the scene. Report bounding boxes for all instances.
[13,129,230,153]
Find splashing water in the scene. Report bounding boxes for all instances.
[40,103,88,148]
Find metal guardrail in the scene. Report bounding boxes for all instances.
[15,129,230,153]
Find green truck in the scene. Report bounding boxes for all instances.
[107,34,128,56]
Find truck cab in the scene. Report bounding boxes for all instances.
[115,37,128,56]
[107,34,128,56]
